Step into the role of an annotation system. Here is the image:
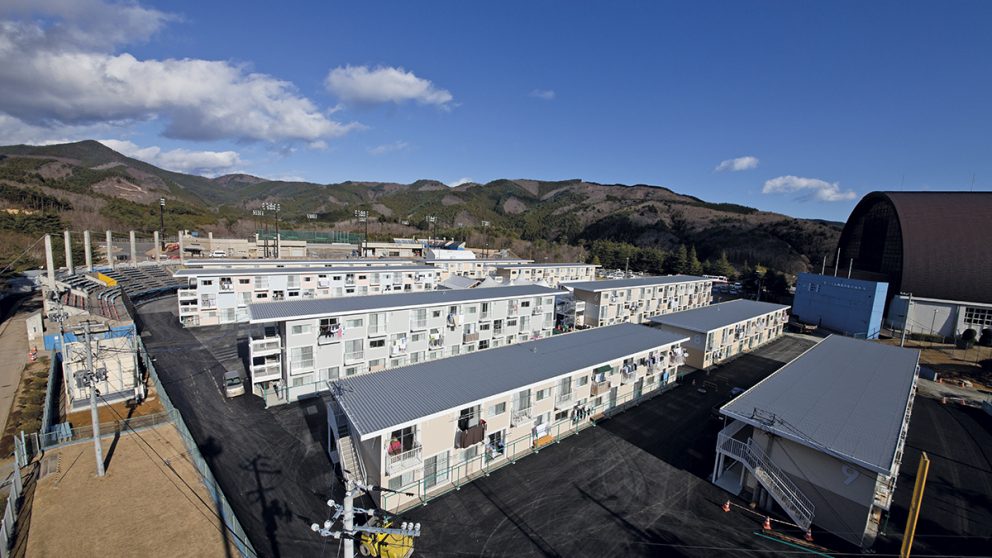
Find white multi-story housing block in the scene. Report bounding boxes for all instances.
[649,299,790,369]
[326,323,689,512]
[247,285,561,404]
[181,258,417,270]
[424,257,534,280]
[568,275,713,327]
[175,265,440,327]
[493,263,598,287]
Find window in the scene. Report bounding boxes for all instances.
[577,375,589,387]
[318,318,340,339]
[289,346,313,374]
[201,280,213,286]
[457,406,481,430]
[368,358,385,372]
[411,332,425,343]
[555,410,569,422]
[478,340,489,350]
[489,402,506,416]
[319,367,340,381]
[463,446,478,460]
[345,366,359,377]
[345,318,364,328]
[388,426,417,456]
[432,309,442,318]
[536,388,551,401]
[424,451,449,489]
[238,278,250,284]
[345,339,363,361]
[964,307,992,328]
[369,339,385,348]
[290,324,313,335]
[513,389,531,412]
[411,308,428,329]
[388,471,414,491]
[450,345,460,356]
[291,374,313,387]
[254,276,268,289]
[479,322,491,331]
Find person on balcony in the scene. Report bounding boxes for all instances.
[388,437,402,455]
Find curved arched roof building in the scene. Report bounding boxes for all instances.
[837,191,992,304]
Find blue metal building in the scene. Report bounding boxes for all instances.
[792,273,888,339]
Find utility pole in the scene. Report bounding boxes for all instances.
[262,203,281,258]
[427,215,437,250]
[307,213,318,241]
[311,477,421,558]
[159,198,166,250]
[252,209,264,257]
[82,322,106,477]
[900,292,913,347]
[354,210,368,258]
[481,221,490,259]
[900,452,930,558]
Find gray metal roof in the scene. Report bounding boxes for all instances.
[437,275,480,290]
[564,275,709,292]
[184,258,415,267]
[649,299,789,332]
[721,335,919,475]
[249,285,560,323]
[495,262,594,269]
[423,258,532,264]
[174,265,436,277]
[332,323,689,438]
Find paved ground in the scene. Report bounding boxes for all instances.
[25,424,238,558]
[0,294,39,434]
[402,336,820,558]
[875,397,992,556]
[136,298,337,558]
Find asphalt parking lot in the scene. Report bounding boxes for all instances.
[137,298,337,557]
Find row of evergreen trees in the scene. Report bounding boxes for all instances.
[586,240,737,278]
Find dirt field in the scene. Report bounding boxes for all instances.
[25,424,239,558]
[63,390,165,428]
[879,337,992,390]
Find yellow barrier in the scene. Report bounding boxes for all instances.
[95,272,117,287]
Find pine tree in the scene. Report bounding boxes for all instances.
[667,244,689,274]
[688,245,704,275]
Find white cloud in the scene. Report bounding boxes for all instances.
[762,175,857,202]
[324,65,453,107]
[99,139,242,175]
[367,141,409,156]
[529,89,556,101]
[449,177,473,187]
[0,2,360,144]
[715,156,759,172]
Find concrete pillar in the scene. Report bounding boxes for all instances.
[83,230,93,271]
[178,230,185,264]
[106,230,113,268]
[63,230,74,275]
[44,234,56,287]
[208,231,214,252]
[129,230,137,264]
[276,233,281,259]
[153,231,161,262]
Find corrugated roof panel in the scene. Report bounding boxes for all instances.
[248,285,561,323]
[565,275,709,292]
[332,323,689,438]
[720,335,919,474]
[649,299,789,332]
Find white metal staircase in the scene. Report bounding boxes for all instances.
[329,398,368,485]
[717,431,815,530]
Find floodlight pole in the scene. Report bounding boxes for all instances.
[84,321,106,477]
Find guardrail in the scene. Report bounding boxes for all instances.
[39,351,60,437]
[0,465,24,557]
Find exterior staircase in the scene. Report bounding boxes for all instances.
[328,398,368,485]
[717,430,815,530]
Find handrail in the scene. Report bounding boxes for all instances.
[717,433,814,528]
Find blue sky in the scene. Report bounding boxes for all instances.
[1,1,989,220]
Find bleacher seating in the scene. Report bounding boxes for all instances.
[55,263,184,321]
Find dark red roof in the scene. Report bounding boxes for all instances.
[840,191,992,303]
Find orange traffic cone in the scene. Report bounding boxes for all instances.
[722,500,731,513]
[762,516,772,530]
[804,529,814,542]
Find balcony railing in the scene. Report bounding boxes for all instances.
[251,339,281,354]
[555,391,573,408]
[386,444,422,475]
[178,305,197,315]
[252,364,282,381]
[344,351,364,364]
[410,319,428,330]
[178,288,197,300]
[463,332,479,343]
[390,343,408,357]
[428,337,444,349]
[590,379,611,397]
[510,407,532,426]
[531,306,543,316]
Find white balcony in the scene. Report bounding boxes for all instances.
[511,407,532,426]
[386,444,422,475]
[463,332,479,343]
[410,319,428,330]
[252,363,282,382]
[179,305,198,316]
[344,351,365,364]
[178,288,197,300]
[250,338,281,356]
[555,391,573,408]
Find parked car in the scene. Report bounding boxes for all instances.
[209,249,228,258]
[223,371,245,398]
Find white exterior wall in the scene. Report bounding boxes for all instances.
[656,308,789,369]
[888,294,992,339]
[253,292,559,403]
[494,264,597,287]
[429,259,534,280]
[178,268,440,327]
[576,279,713,328]
[355,336,687,511]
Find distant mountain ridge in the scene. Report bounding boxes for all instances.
[0,140,842,273]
